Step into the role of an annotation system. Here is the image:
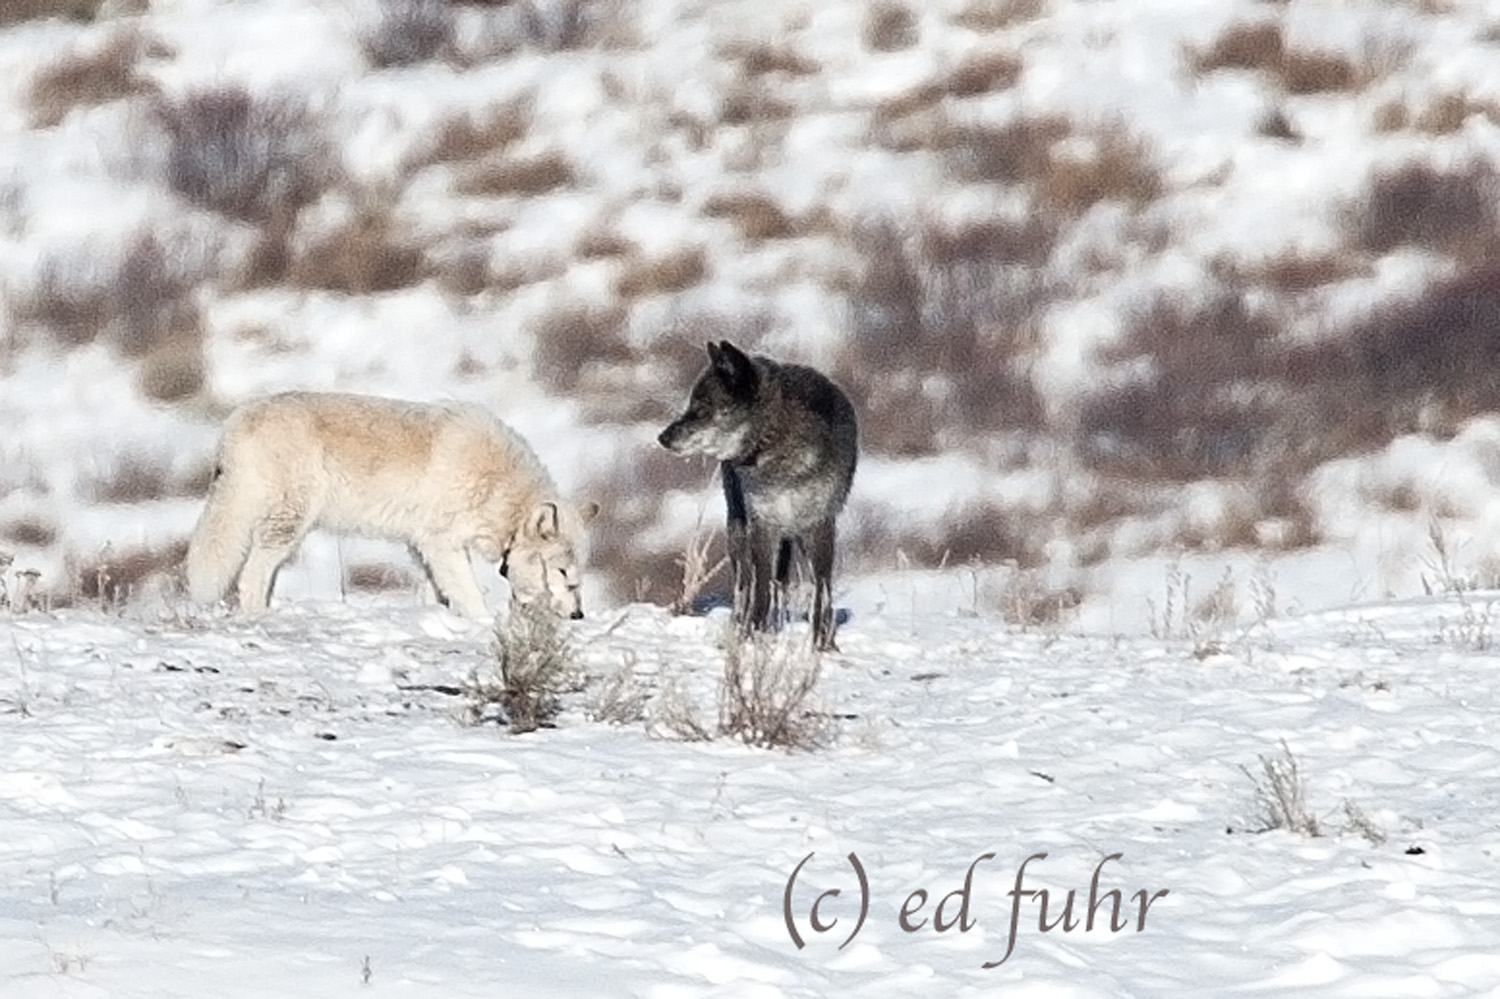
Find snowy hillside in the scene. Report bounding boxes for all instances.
[1,0,1500,613]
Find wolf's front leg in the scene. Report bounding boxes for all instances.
[417,544,490,620]
[743,522,779,633]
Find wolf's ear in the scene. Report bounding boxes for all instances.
[531,502,560,541]
[713,340,757,396]
[578,501,601,525]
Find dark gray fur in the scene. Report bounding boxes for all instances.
[658,341,858,649]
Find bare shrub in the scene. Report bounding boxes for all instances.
[701,189,798,241]
[574,223,632,259]
[1243,740,1321,836]
[1342,800,1386,846]
[953,0,1046,32]
[0,0,107,26]
[721,40,820,78]
[289,196,427,294]
[839,215,1047,456]
[864,1,919,52]
[1255,107,1300,141]
[86,454,171,504]
[404,99,533,173]
[0,517,57,548]
[846,501,1046,570]
[27,26,165,128]
[719,82,796,127]
[13,231,204,358]
[1279,48,1356,94]
[136,320,207,403]
[585,654,651,725]
[671,493,729,615]
[425,236,497,297]
[8,567,44,613]
[153,85,336,223]
[718,631,828,750]
[1079,289,1280,480]
[345,562,415,592]
[998,570,1083,628]
[1035,125,1162,217]
[452,148,575,198]
[583,447,715,605]
[935,111,1069,184]
[1374,92,1500,136]
[1345,157,1499,257]
[946,48,1023,97]
[1288,261,1500,446]
[1214,248,1364,294]
[513,0,609,51]
[1190,20,1284,74]
[13,253,110,349]
[530,302,630,394]
[78,541,188,608]
[109,232,202,357]
[463,602,577,733]
[1191,21,1360,93]
[360,0,453,68]
[614,244,708,299]
[647,671,711,741]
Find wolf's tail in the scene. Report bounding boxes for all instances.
[184,465,257,603]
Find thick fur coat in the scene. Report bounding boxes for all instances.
[185,392,597,619]
[659,341,858,649]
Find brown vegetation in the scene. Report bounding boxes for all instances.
[701,189,798,241]
[614,244,708,299]
[152,85,336,223]
[12,231,206,360]
[1189,20,1371,95]
[0,517,57,548]
[77,541,188,603]
[952,0,1047,33]
[837,216,1048,457]
[0,0,109,26]
[864,2,919,53]
[27,26,167,128]
[583,448,722,606]
[452,149,576,198]
[1345,157,1499,258]
[360,0,453,68]
[406,100,533,174]
[289,199,429,294]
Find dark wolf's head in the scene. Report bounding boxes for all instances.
[657,340,760,462]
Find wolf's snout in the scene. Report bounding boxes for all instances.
[656,425,677,450]
[570,609,584,620]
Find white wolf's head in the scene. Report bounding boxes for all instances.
[502,501,600,619]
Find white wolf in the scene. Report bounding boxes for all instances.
[184,391,599,620]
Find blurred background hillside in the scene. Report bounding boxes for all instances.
[2,0,1500,622]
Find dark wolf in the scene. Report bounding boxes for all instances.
[658,341,858,650]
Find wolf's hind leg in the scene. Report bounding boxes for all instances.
[236,508,307,612]
[807,518,838,651]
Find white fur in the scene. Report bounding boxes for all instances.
[184,392,597,619]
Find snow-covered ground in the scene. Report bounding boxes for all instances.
[3,586,1500,997]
